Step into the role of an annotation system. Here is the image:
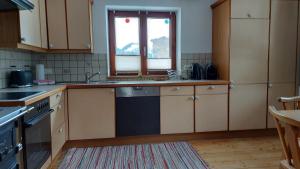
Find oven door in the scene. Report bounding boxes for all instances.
[23,109,52,169]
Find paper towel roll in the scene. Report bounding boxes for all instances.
[36,64,45,80]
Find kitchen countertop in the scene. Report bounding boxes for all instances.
[0,80,229,106]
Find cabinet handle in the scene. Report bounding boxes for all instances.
[195,96,200,100]
[86,43,91,49]
[175,87,181,91]
[247,13,251,18]
[229,84,235,89]
[58,128,63,133]
[111,89,115,93]
[58,104,62,110]
[188,96,195,100]
[49,44,54,48]
[21,37,26,42]
[268,83,273,88]
[208,85,216,90]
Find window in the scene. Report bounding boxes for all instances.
[108,10,176,76]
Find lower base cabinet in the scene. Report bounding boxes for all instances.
[160,96,194,134]
[51,123,66,158]
[229,84,267,130]
[68,88,115,140]
[195,85,228,132]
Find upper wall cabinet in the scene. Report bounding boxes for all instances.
[0,0,46,52]
[19,0,41,47]
[46,0,93,52]
[66,0,92,50]
[46,0,68,50]
[231,0,270,19]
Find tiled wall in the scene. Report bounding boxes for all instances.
[0,51,212,89]
[32,53,212,83]
[0,50,32,89]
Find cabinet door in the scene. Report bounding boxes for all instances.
[39,0,48,49]
[160,96,194,134]
[52,123,65,159]
[46,0,68,49]
[231,0,270,19]
[230,19,269,84]
[66,0,91,49]
[229,84,267,130]
[68,88,115,140]
[269,0,298,83]
[267,83,295,128]
[195,94,228,132]
[19,0,41,47]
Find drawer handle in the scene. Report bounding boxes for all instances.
[58,105,62,110]
[175,87,181,91]
[59,128,63,133]
[188,96,195,100]
[247,13,251,18]
[208,86,216,90]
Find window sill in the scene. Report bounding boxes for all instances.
[108,75,169,81]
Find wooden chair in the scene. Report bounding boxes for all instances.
[278,96,300,110]
[269,106,300,169]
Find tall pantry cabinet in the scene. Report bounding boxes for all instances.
[212,0,298,130]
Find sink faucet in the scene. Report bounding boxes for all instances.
[85,72,101,83]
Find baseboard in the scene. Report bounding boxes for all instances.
[64,129,278,149]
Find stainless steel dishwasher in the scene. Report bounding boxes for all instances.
[116,87,160,137]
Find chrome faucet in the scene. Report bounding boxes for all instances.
[85,72,101,83]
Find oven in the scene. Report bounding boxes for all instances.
[22,98,53,169]
[0,120,19,169]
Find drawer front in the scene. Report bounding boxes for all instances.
[51,123,66,159]
[196,85,228,95]
[51,103,65,133]
[161,86,194,96]
[50,91,63,108]
[231,0,270,19]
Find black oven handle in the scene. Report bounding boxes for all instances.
[24,109,54,128]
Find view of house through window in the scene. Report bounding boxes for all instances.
[108,10,176,76]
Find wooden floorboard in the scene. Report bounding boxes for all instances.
[190,136,282,169]
[51,136,282,169]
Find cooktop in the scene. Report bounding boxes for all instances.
[0,91,43,100]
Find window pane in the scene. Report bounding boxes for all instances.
[116,55,141,71]
[115,17,141,72]
[147,18,171,70]
[115,17,140,56]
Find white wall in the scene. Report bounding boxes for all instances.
[93,0,214,54]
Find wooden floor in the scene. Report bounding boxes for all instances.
[191,136,282,169]
[51,136,282,169]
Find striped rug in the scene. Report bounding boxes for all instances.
[58,142,209,169]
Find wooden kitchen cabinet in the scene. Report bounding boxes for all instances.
[66,0,92,50]
[160,96,194,134]
[267,83,295,128]
[68,88,115,140]
[269,0,298,84]
[19,0,41,47]
[195,85,228,132]
[231,0,270,19]
[49,91,66,159]
[39,0,48,49]
[46,0,68,50]
[0,0,46,51]
[229,84,267,130]
[230,19,269,84]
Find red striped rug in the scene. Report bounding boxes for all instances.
[58,142,209,169]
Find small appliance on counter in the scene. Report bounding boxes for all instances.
[9,70,33,88]
[191,63,219,80]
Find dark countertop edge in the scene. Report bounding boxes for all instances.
[0,80,229,106]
